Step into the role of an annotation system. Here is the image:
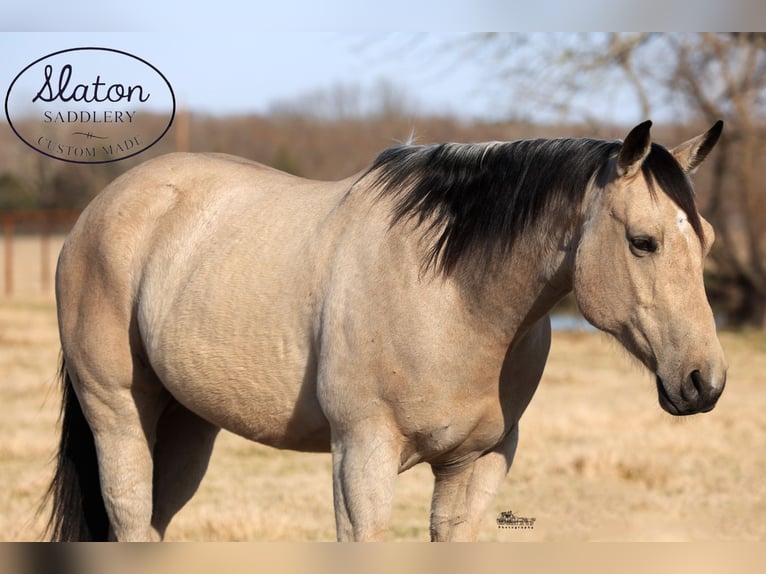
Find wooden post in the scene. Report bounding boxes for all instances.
[41,216,52,293]
[3,214,13,297]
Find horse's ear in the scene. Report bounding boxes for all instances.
[670,120,724,174]
[617,120,653,179]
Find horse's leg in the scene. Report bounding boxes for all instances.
[429,425,520,541]
[71,357,167,541]
[429,318,551,541]
[150,400,220,538]
[429,462,475,541]
[330,424,401,541]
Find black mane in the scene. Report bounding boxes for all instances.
[363,137,703,275]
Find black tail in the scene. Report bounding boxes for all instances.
[42,355,110,541]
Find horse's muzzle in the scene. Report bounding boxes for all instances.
[656,370,726,416]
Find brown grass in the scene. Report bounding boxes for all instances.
[1,297,764,541]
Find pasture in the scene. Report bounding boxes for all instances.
[1,233,764,541]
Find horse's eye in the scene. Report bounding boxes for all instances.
[629,236,658,255]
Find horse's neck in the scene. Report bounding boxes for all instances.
[458,224,575,346]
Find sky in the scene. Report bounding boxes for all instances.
[2,33,505,120]
[3,0,763,32]
[0,32,674,126]
[3,1,766,125]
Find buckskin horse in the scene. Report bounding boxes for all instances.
[45,120,726,541]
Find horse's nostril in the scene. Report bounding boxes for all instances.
[680,369,705,403]
[690,369,704,395]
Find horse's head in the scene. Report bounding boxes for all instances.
[574,120,727,416]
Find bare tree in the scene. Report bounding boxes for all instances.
[673,34,766,327]
[268,80,419,120]
[462,33,766,327]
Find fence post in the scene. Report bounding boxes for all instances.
[41,215,52,293]
[3,214,13,297]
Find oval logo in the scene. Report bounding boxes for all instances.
[4,47,175,164]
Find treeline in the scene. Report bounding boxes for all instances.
[0,112,760,326]
[0,112,637,210]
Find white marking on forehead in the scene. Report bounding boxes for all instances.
[677,209,693,249]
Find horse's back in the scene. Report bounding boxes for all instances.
[59,152,351,318]
[57,153,355,450]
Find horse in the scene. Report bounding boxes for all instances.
[44,120,727,541]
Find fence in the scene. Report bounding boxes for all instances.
[1,210,82,298]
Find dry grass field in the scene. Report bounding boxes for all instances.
[1,282,765,541]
